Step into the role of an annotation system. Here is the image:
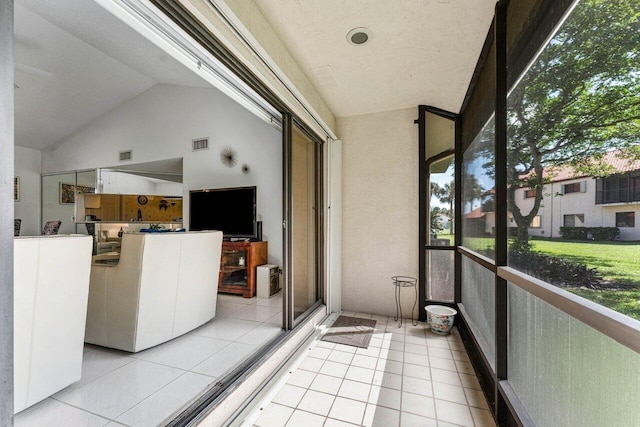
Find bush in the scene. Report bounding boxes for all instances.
[509,250,603,289]
[559,226,619,241]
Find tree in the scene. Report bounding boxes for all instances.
[430,206,448,234]
[506,0,640,251]
[431,181,455,234]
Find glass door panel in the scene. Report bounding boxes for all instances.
[291,124,320,321]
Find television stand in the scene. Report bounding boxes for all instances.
[219,241,267,298]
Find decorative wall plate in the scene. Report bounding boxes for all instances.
[137,195,148,205]
[221,147,238,167]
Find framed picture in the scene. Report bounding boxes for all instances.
[60,183,95,204]
[14,177,19,201]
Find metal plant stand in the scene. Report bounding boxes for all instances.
[392,276,418,327]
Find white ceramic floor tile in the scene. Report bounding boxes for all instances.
[401,392,436,418]
[345,366,375,384]
[298,356,324,373]
[133,334,230,370]
[309,346,332,360]
[464,387,490,409]
[434,399,474,426]
[309,373,343,395]
[327,349,355,365]
[324,418,359,427]
[56,360,184,419]
[316,340,336,350]
[376,358,404,375]
[337,379,372,402]
[115,372,212,427]
[328,397,367,425]
[351,354,378,370]
[459,373,482,390]
[368,386,401,410]
[428,356,457,372]
[404,343,427,355]
[426,338,450,349]
[333,343,358,354]
[432,382,467,405]
[285,410,325,427]
[286,369,317,388]
[192,317,261,341]
[297,390,335,416]
[402,363,431,381]
[192,342,257,377]
[451,350,471,362]
[402,376,433,397]
[229,305,281,322]
[399,411,438,427]
[427,347,453,360]
[363,404,400,427]
[404,352,430,367]
[236,323,282,346]
[355,345,381,358]
[430,368,462,387]
[319,361,349,378]
[271,384,307,408]
[470,407,497,427]
[254,403,294,427]
[54,348,136,398]
[454,360,476,375]
[372,371,402,390]
[15,398,110,427]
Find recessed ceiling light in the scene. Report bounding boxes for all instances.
[347,27,372,46]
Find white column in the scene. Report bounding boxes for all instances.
[0,0,15,423]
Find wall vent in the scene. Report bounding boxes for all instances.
[119,150,133,161]
[192,138,209,151]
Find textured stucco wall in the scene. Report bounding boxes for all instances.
[339,108,419,317]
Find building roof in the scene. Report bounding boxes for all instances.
[529,149,640,183]
[464,207,485,219]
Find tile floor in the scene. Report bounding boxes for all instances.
[14,293,283,427]
[247,312,496,427]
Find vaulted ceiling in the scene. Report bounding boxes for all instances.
[14,0,209,150]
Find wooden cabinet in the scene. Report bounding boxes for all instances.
[219,241,267,298]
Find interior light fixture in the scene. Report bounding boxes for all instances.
[347,27,372,45]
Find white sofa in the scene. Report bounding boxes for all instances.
[14,235,93,413]
[85,231,223,352]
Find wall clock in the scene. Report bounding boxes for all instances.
[137,195,148,205]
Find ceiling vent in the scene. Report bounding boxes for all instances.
[119,150,133,161]
[192,137,209,151]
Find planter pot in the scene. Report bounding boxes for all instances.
[425,305,457,335]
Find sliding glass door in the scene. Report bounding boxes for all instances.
[285,117,323,326]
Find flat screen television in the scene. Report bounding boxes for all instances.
[189,186,257,239]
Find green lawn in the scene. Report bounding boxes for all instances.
[430,235,640,319]
[530,239,640,320]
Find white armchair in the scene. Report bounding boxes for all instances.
[14,235,93,413]
[85,231,223,352]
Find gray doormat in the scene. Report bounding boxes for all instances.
[320,316,377,349]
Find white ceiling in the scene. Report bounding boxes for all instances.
[253,0,496,118]
[14,0,210,150]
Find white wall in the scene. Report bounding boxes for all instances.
[42,84,283,265]
[339,108,418,317]
[14,146,41,236]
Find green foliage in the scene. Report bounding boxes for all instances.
[506,0,640,248]
[559,226,620,241]
[430,207,448,232]
[509,249,603,289]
